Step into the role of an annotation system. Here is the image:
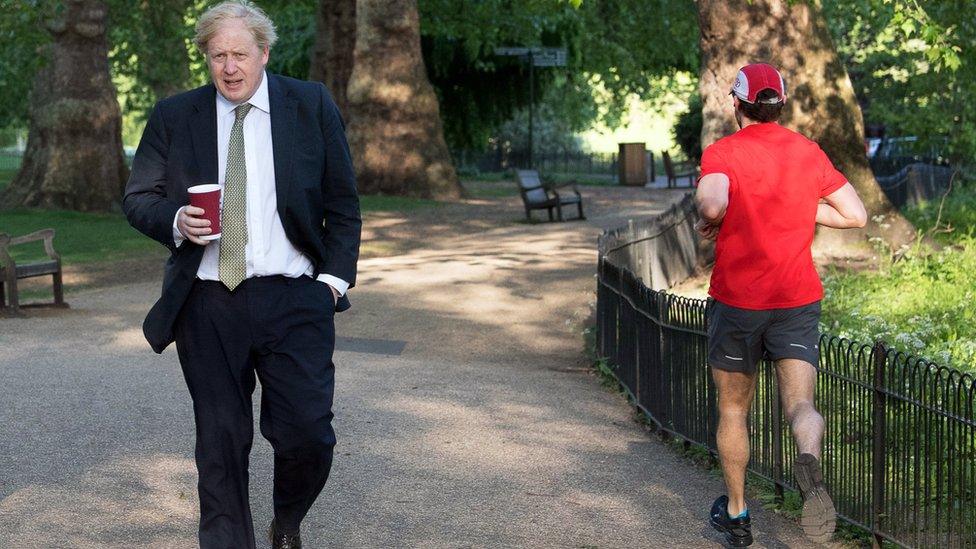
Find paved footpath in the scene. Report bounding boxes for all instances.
[0,186,837,548]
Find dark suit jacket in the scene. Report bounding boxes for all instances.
[123,73,361,354]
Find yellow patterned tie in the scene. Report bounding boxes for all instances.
[219,103,252,291]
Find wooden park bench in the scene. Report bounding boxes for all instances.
[0,229,67,315]
[515,169,586,222]
[662,151,698,188]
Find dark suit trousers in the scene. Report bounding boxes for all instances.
[174,275,336,549]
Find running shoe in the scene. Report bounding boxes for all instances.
[710,495,754,547]
[795,453,836,543]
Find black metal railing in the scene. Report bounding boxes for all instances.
[596,235,976,548]
[876,163,956,209]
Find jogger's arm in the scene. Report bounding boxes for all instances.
[696,173,731,223]
[817,182,867,229]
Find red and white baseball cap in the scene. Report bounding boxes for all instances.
[730,63,786,104]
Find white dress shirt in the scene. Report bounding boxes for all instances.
[173,71,348,295]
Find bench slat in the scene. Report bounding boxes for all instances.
[9,261,60,279]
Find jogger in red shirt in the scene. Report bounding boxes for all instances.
[695,63,867,547]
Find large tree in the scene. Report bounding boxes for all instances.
[109,0,193,108]
[309,0,356,118]
[346,0,462,198]
[696,0,916,251]
[2,0,127,211]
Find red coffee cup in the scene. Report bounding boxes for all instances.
[187,184,221,240]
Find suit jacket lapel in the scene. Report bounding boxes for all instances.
[269,74,297,220]
[189,85,218,186]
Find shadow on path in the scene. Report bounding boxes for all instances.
[0,185,835,547]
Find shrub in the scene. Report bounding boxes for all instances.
[672,93,703,162]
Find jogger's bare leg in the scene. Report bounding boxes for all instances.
[777,358,836,540]
[775,358,823,457]
[712,367,758,517]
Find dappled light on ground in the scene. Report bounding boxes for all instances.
[0,184,829,547]
[0,455,197,547]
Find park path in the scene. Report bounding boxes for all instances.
[0,183,835,548]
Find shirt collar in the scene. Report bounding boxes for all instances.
[216,70,270,116]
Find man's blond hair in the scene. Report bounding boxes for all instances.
[194,1,278,53]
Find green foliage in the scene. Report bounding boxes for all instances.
[420,0,698,150]
[821,0,976,161]
[108,0,196,120]
[572,0,698,112]
[2,0,698,153]
[822,175,976,371]
[420,0,589,149]
[0,0,48,127]
[493,86,588,154]
[822,240,976,371]
[672,92,703,162]
[903,172,976,242]
[257,0,316,80]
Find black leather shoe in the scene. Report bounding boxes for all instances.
[269,520,302,549]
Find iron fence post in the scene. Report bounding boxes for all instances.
[871,341,888,549]
[657,292,669,438]
[633,287,640,406]
[596,257,603,358]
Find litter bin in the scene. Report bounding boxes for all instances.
[618,142,647,186]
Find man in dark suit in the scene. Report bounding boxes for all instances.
[123,2,360,547]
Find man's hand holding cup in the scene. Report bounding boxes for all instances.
[178,206,215,245]
[182,184,223,246]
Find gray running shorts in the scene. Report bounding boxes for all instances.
[706,299,822,374]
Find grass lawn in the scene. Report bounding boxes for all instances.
[0,168,16,192]
[2,208,162,265]
[359,194,443,212]
[1,193,444,267]
[461,179,518,198]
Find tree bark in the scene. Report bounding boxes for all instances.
[310,0,356,119]
[2,0,127,212]
[696,0,916,253]
[346,0,462,199]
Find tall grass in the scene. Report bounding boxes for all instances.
[822,173,976,371]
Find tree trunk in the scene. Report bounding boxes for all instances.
[696,0,915,253]
[310,0,356,119]
[2,0,127,212]
[345,0,462,199]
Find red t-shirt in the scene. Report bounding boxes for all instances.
[698,122,847,310]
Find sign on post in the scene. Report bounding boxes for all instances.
[493,47,567,67]
[530,48,567,67]
[493,46,568,168]
[494,47,530,56]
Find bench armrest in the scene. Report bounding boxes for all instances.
[5,229,61,262]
